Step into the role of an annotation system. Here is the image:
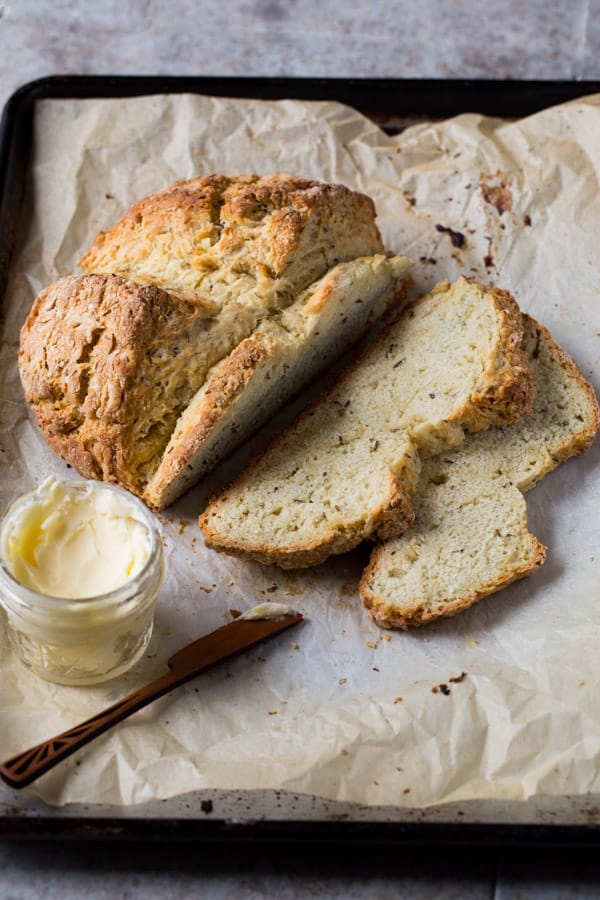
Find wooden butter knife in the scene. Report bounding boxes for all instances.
[0,611,303,789]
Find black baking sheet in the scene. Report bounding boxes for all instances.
[2,75,600,846]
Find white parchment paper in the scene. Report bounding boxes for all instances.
[0,92,599,808]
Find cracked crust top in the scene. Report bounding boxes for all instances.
[18,273,206,493]
[79,173,384,303]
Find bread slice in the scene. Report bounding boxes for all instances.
[20,174,407,505]
[144,254,411,508]
[199,277,536,568]
[360,316,600,628]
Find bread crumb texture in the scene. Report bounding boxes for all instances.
[144,252,411,508]
[19,174,412,505]
[199,277,536,567]
[360,316,600,628]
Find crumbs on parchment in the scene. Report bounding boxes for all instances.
[432,672,468,695]
[435,224,466,248]
[480,175,513,215]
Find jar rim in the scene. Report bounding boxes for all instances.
[0,478,163,610]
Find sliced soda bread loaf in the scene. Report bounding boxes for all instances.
[360,316,600,628]
[20,174,409,506]
[199,277,536,567]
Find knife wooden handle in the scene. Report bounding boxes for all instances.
[0,670,178,788]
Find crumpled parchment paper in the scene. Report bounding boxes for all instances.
[0,91,599,808]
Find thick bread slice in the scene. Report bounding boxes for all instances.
[20,174,394,502]
[360,317,600,629]
[144,254,412,509]
[199,277,535,568]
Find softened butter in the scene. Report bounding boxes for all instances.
[0,478,164,685]
[240,602,293,620]
[2,477,152,599]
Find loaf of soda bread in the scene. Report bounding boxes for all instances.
[19,174,411,506]
[199,278,536,567]
[360,316,599,628]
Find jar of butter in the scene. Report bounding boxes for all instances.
[0,477,164,686]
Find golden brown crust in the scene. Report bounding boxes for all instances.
[18,273,208,493]
[80,173,384,300]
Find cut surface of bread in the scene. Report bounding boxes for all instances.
[360,316,600,629]
[199,277,535,568]
[20,174,407,505]
[145,254,411,508]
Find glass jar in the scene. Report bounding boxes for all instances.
[0,479,164,686]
